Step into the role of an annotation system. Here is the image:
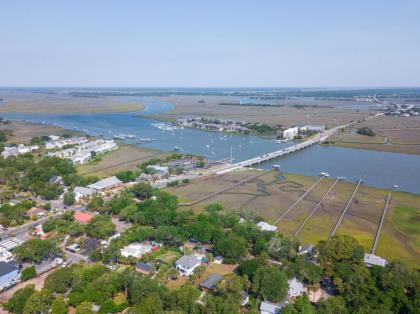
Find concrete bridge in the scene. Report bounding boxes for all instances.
[215,126,341,174]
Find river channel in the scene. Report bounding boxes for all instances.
[2,98,420,194]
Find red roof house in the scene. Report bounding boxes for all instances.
[74,211,94,224]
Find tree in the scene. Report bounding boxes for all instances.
[51,296,67,314]
[282,295,314,314]
[316,296,348,314]
[3,285,35,314]
[21,266,37,281]
[86,215,116,239]
[252,266,288,302]
[267,236,299,261]
[63,191,75,206]
[317,235,364,271]
[45,267,75,293]
[75,301,94,314]
[215,232,247,263]
[357,127,375,137]
[116,170,138,183]
[14,238,58,263]
[237,255,268,280]
[23,288,54,314]
[131,293,163,314]
[87,195,104,211]
[169,283,200,313]
[130,182,154,200]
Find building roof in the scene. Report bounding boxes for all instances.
[0,262,19,277]
[135,262,154,272]
[74,211,94,223]
[298,244,314,255]
[175,255,201,270]
[288,277,305,295]
[257,221,278,232]
[201,274,223,290]
[260,301,286,314]
[364,253,387,267]
[87,176,122,190]
[74,186,96,196]
[84,237,101,252]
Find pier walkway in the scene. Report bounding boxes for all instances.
[294,177,342,237]
[371,192,392,254]
[328,179,363,240]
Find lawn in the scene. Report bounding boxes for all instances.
[77,143,169,178]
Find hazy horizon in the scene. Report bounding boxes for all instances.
[2,1,420,87]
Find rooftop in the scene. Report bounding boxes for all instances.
[201,274,223,290]
[0,262,19,277]
[175,255,201,269]
[87,176,122,190]
[74,211,94,224]
[364,253,387,267]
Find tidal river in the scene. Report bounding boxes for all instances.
[2,98,420,194]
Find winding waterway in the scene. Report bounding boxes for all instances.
[2,98,420,194]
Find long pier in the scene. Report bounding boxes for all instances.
[371,192,392,254]
[328,179,363,240]
[294,177,341,237]
[273,174,328,225]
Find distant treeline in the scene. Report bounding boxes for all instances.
[219,102,284,107]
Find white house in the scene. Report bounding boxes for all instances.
[175,255,202,276]
[283,127,299,140]
[120,243,153,259]
[364,253,387,267]
[147,165,169,177]
[74,186,97,202]
[0,262,20,290]
[288,277,305,298]
[257,221,278,232]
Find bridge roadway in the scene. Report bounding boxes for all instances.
[215,126,341,175]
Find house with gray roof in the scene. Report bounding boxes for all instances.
[260,300,288,314]
[0,262,20,290]
[175,255,202,276]
[364,253,387,267]
[200,273,223,291]
[87,176,122,191]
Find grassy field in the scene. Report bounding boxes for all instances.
[154,95,376,129]
[167,170,420,267]
[77,143,169,178]
[328,116,420,155]
[0,120,83,144]
[0,90,144,113]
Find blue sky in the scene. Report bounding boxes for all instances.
[1,1,419,87]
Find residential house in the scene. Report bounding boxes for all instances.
[135,262,154,276]
[175,255,202,276]
[120,242,157,259]
[26,207,47,219]
[298,244,315,256]
[49,175,64,185]
[147,165,169,177]
[257,221,278,232]
[74,211,94,224]
[214,256,224,264]
[0,248,13,263]
[283,127,299,140]
[200,274,223,292]
[84,237,101,254]
[364,253,387,267]
[87,176,123,192]
[288,277,305,298]
[74,186,97,203]
[0,262,20,290]
[260,301,287,314]
[0,238,23,251]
